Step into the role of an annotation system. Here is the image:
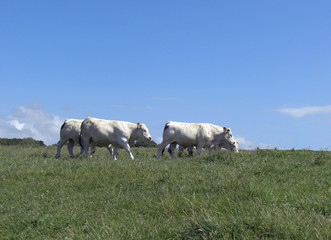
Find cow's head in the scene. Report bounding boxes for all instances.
[222,127,239,152]
[136,122,152,141]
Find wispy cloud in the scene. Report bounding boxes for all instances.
[278,105,331,118]
[8,120,25,131]
[235,135,276,150]
[0,103,63,145]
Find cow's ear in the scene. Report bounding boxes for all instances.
[227,128,231,133]
[223,127,227,132]
[137,122,141,128]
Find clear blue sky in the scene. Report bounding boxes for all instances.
[1,1,330,149]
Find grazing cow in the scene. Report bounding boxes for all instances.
[213,140,239,152]
[55,119,84,158]
[80,117,152,160]
[157,121,238,159]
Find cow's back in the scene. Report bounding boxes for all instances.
[81,118,109,141]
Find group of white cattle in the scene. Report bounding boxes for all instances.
[55,117,239,160]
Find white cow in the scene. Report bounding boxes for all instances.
[157,121,238,158]
[55,119,99,159]
[55,119,84,158]
[80,117,152,160]
[214,140,239,151]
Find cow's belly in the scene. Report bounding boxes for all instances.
[91,130,115,144]
[92,130,129,148]
[175,135,198,148]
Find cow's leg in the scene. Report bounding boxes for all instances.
[112,146,119,160]
[55,139,67,158]
[178,145,184,153]
[208,147,213,154]
[216,144,223,151]
[207,146,213,154]
[157,144,164,159]
[81,138,90,159]
[124,145,134,160]
[89,144,96,158]
[77,144,84,157]
[196,143,203,157]
[67,139,75,158]
[113,139,134,160]
[187,146,194,157]
[85,143,90,159]
[157,140,171,159]
[178,145,184,157]
[118,139,134,160]
[213,144,220,152]
[107,144,113,157]
[168,142,177,158]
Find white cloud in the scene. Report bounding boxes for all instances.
[8,120,25,131]
[0,103,63,145]
[235,135,254,149]
[235,135,276,150]
[278,105,331,118]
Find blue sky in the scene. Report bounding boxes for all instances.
[1,1,330,149]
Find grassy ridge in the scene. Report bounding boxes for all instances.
[0,146,330,239]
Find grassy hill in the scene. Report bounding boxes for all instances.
[0,146,330,239]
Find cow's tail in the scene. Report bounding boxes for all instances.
[79,120,88,149]
[163,121,171,133]
[160,121,172,155]
[59,121,67,138]
[60,121,66,131]
[79,134,83,148]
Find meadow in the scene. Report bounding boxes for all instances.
[0,145,330,239]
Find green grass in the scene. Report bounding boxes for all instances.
[0,146,330,239]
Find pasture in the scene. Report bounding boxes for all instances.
[0,145,330,239]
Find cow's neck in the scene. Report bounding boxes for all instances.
[213,133,226,144]
[127,123,140,140]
